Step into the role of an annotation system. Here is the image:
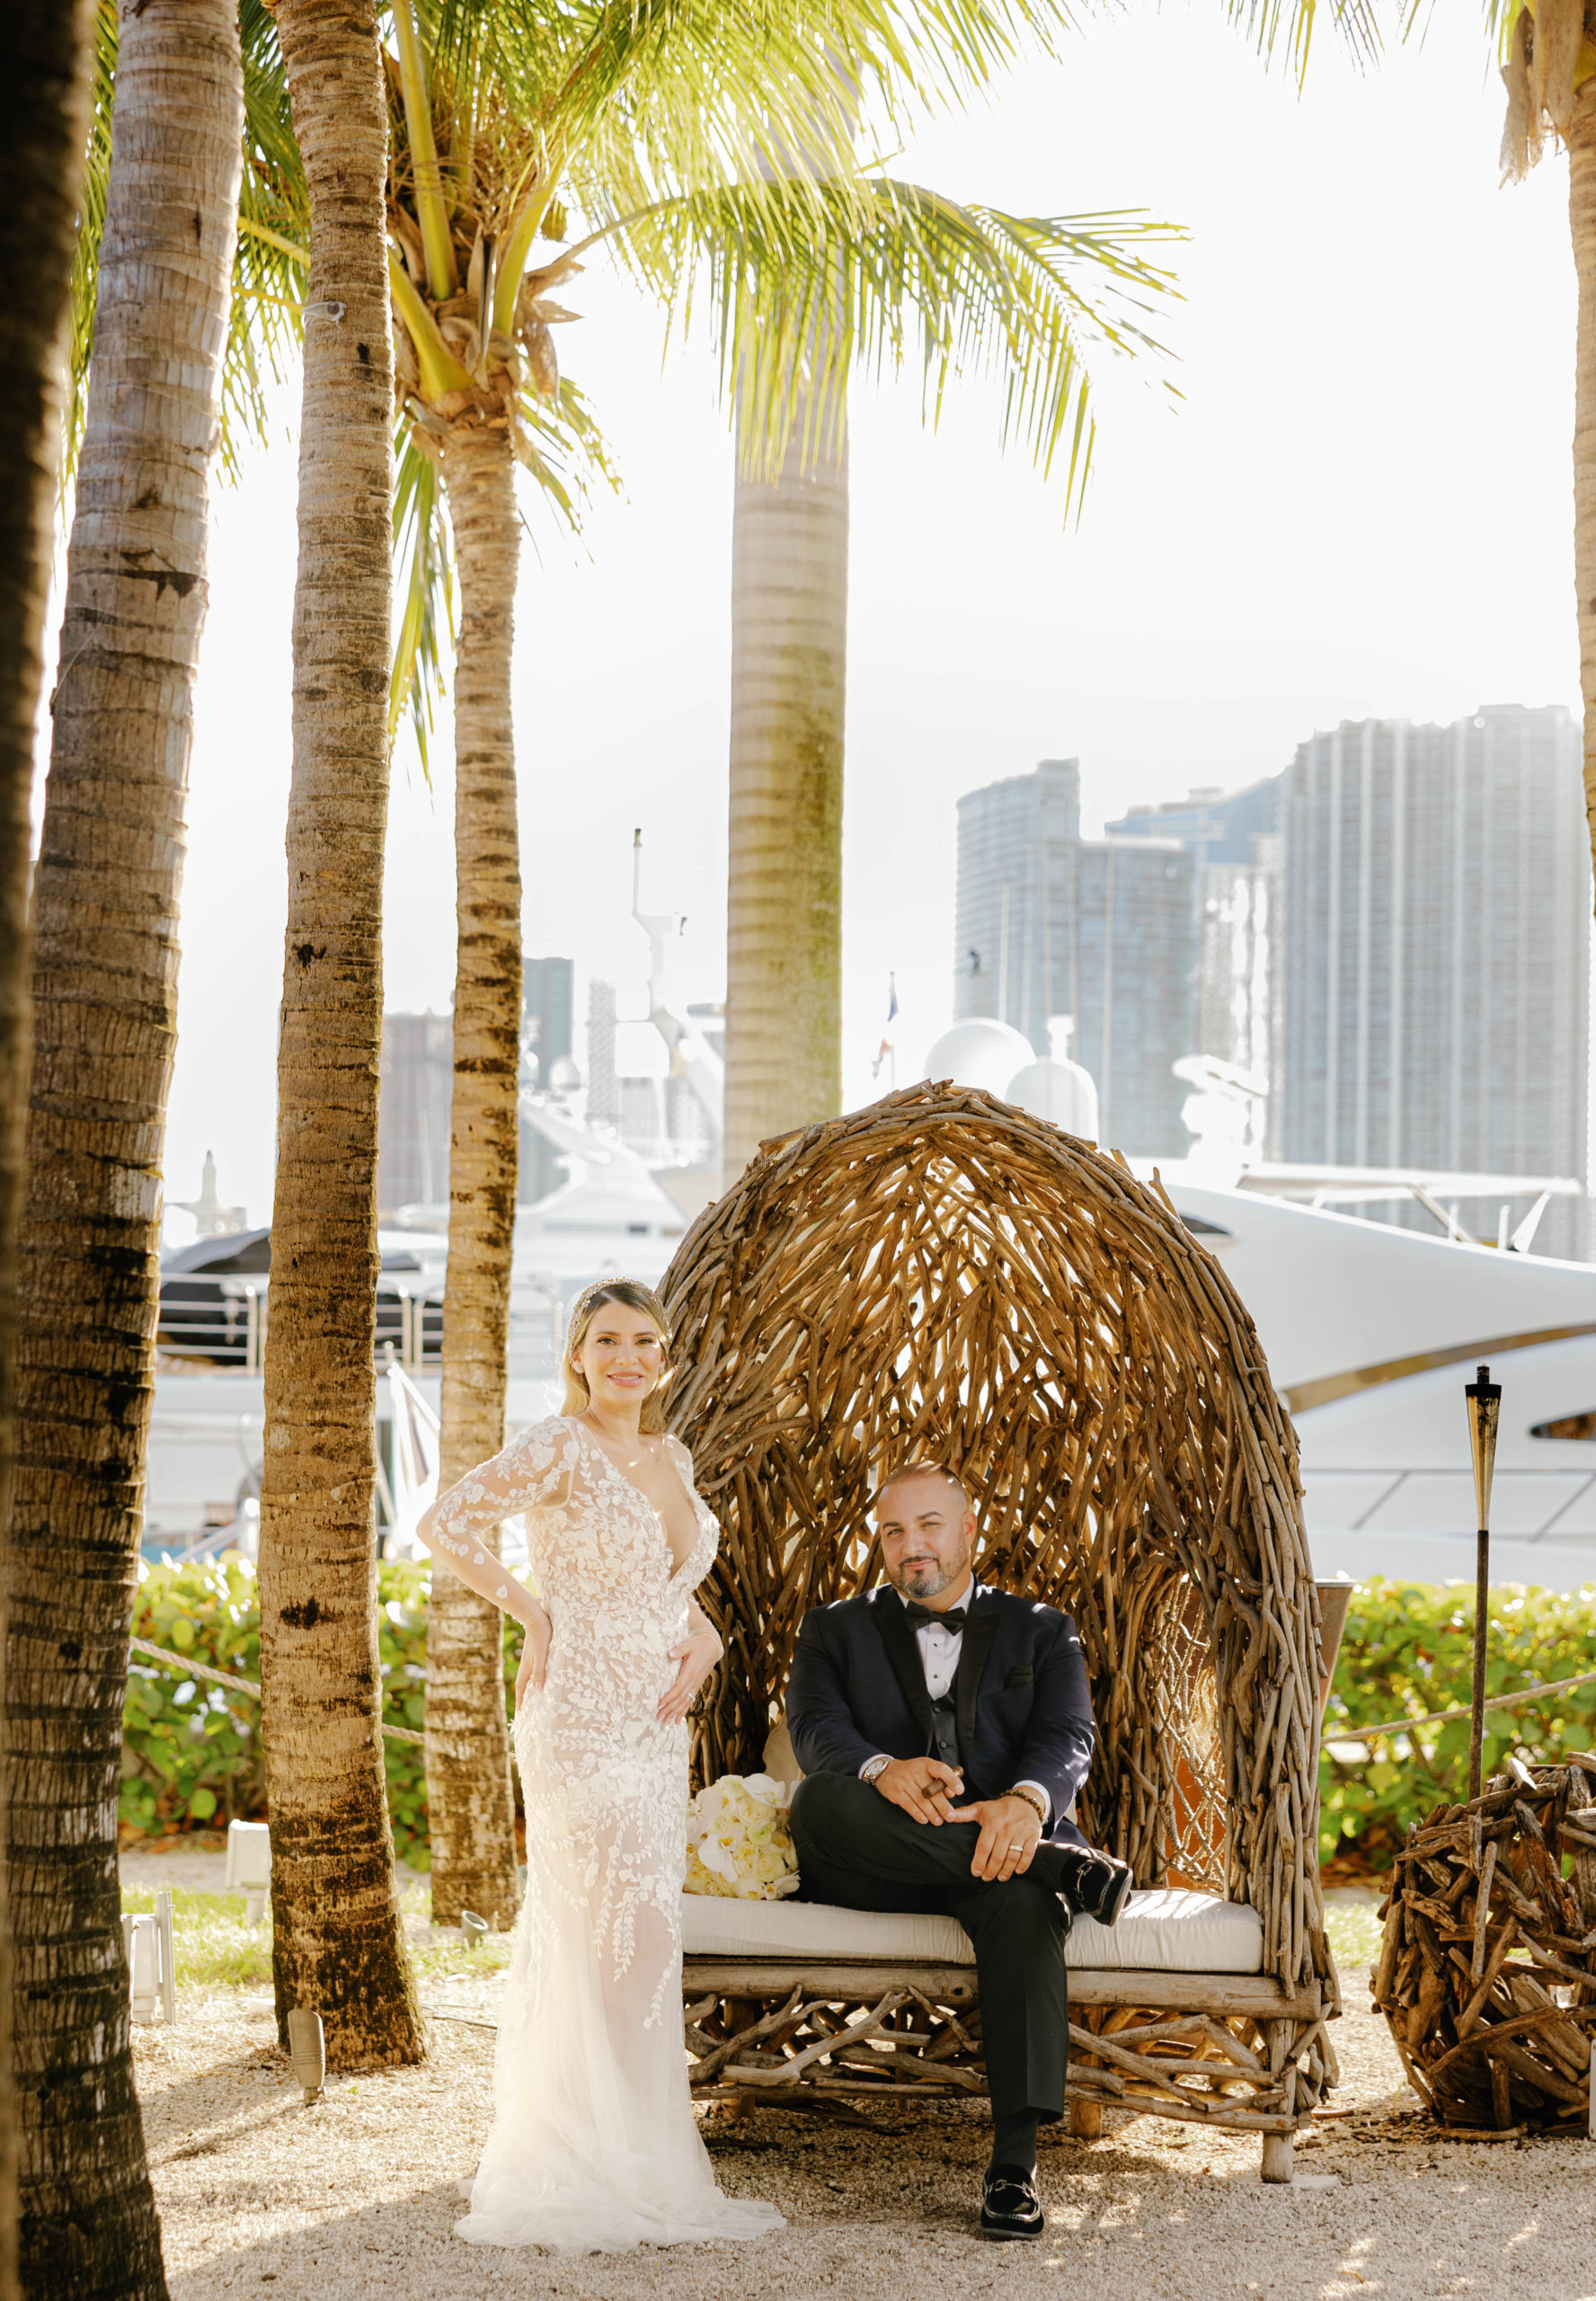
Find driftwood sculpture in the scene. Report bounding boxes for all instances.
[1373,1755,1596,2132]
[659,1086,1338,2165]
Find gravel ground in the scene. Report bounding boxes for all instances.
[124,1862,1596,2301]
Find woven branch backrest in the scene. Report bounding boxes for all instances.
[662,1083,1331,1996]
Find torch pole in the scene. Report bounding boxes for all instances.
[1468,1519,1488,1803]
[1465,1363,1502,1803]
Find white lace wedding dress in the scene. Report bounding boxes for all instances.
[426,1414,783,2254]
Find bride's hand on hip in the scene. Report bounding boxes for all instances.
[657,1627,722,1725]
[515,1604,553,1710]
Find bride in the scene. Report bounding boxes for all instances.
[415,1278,783,2253]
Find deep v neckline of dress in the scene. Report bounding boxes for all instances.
[573,1417,703,1582]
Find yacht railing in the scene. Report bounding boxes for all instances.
[156,1277,441,1374]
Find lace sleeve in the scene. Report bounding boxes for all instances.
[415,1418,574,1621]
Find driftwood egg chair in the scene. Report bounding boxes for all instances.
[663,1080,1338,2172]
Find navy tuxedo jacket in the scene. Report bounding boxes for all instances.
[785,1581,1095,1850]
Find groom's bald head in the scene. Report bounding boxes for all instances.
[873,1462,976,1604]
[873,1461,968,1515]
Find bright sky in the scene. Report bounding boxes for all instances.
[62,1,1580,1233]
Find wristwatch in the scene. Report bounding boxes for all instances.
[1006,1784,1047,1826]
[861,1754,893,1789]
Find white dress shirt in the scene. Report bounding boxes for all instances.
[861,1592,1051,1823]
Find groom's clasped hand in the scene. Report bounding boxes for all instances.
[866,1754,1046,1882]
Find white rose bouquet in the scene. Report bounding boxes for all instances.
[684,1772,801,1900]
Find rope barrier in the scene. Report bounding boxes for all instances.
[128,1633,426,1747]
[128,1633,1596,1762]
[1334,1663,1596,1746]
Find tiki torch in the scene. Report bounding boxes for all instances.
[1465,1363,1502,1800]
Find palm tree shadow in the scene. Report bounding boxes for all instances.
[164,2186,487,2300]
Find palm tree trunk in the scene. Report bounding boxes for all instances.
[0,24,98,2301]
[424,419,522,1929]
[723,416,848,1179]
[258,0,423,2072]
[1571,94,1596,893]
[4,5,241,2294]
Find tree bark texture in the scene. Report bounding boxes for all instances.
[5,6,241,2295]
[425,420,522,1929]
[723,419,848,1181]
[258,0,423,2073]
[0,19,98,2300]
[1571,94,1596,902]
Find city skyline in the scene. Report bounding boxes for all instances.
[1278,703,1591,1251]
[140,4,1578,1239]
[948,706,1592,1243]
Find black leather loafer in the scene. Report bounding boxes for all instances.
[1060,1848,1134,1927]
[980,2163,1044,2240]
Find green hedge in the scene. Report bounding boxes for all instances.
[1320,1576,1596,1866]
[124,1556,520,1869]
[124,1561,1596,1875]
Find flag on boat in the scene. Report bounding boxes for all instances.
[872,974,899,1080]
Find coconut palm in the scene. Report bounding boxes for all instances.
[380,0,1180,1920]
[725,422,850,1171]
[720,0,1397,1172]
[0,21,98,2297]
[1499,8,1596,884]
[255,0,426,2074]
[4,0,244,2288]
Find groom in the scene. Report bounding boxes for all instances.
[785,1461,1130,2242]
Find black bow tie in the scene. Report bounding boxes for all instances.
[904,1601,967,1632]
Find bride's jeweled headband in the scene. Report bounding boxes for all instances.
[566,1277,672,1356]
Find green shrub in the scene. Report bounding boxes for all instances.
[124,1555,523,1867]
[1320,1576,1596,1868]
[127,1560,1596,1879]
[124,1558,266,1839]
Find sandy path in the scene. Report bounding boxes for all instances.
[134,1978,1596,2301]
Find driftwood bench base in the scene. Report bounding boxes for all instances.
[684,1960,1335,2182]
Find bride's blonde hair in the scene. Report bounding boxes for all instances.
[561,1281,673,1433]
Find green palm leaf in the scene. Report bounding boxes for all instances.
[390,378,622,766]
[607,177,1184,512]
[65,0,307,493]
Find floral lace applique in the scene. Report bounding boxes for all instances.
[426,1417,718,2026]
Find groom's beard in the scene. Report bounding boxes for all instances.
[892,1555,967,1600]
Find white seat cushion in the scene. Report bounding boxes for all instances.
[680,1887,1262,1975]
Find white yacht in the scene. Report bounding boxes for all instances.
[923,1016,1596,1590]
[1160,1179,1596,1588]
[148,904,1596,1589]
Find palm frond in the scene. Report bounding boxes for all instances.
[64,0,307,499]
[390,378,623,766]
[609,175,1183,516]
[391,422,456,773]
[1224,0,1386,82]
[515,372,625,538]
[225,0,309,477]
[61,1,117,495]
[428,0,1079,237]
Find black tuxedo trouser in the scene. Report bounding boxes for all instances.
[788,1772,1070,2123]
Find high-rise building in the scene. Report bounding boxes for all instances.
[377,1011,453,1217]
[521,956,575,1203]
[1107,776,1282,897]
[586,980,619,1126]
[955,758,1081,1050]
[1197,832,1281,1092]
[954,760,1196,1156]
[1277,704,1590,1248]
[381,961,580,1219]
[1109,777,1283,1089]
